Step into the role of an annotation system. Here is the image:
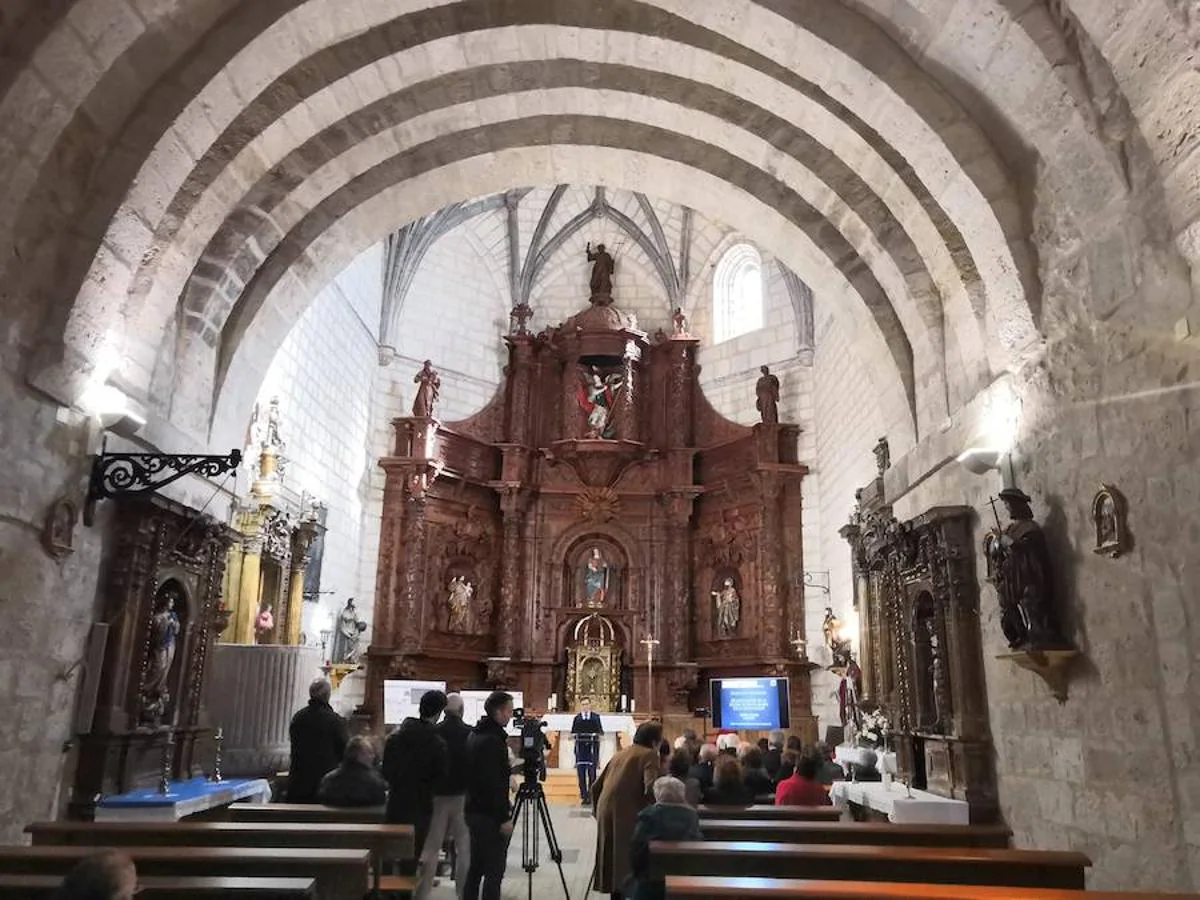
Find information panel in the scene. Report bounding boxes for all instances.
[710,677,790,730]
[383,680,447,726]
[460,689,524,735]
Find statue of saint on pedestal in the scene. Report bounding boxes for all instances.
[255,604,274,644]
[141,585,182,727]
[586,242,615,300]
[991,488,1065,651]
[755,365,780,425]
[412,360,441,417]
[332,598,367,663]
[712,578,741,637]
[577,368,623,439]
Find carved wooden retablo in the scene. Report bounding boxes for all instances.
[364,293,811,732]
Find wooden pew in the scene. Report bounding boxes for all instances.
[0,874,315,899]
[698,820,1011,849]
[697,805,842,822]
[665,875,1180,899]
[26,821,412,895]
[0,846,370,900]
[648,842,1090,890]
[222,803,385,824]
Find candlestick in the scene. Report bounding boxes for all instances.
[158,730,175,795]
[210,726,224,783]
[640,633,660,713]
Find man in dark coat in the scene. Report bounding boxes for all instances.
[317,735,387,807]
[464,691,515,900]
[287,677,348,803]
[416,693,473,900]
[570,697,604,804]
[383,690,449,873]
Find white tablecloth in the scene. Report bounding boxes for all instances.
[829,781,970,825]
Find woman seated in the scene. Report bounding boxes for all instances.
[703,756,756,806]
[625,776,703,900]
[774,752,832,807]
[666,748,702,807]
[739,746,775,797]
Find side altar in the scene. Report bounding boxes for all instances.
[363,249,813,732]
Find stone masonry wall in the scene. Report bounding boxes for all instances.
[888,322,1200,890]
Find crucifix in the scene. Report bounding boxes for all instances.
[640,633,660,713]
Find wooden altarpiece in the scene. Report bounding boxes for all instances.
[71,497,235,818]
[842,479,998,821]
[365,296,812,734]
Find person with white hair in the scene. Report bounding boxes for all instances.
[715,732,739,756]
[625,777,703,900]
[688,743,719,793]
[415,692,472,900]
[287,677,348,803]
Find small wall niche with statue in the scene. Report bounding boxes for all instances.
[1091,484,1129,558]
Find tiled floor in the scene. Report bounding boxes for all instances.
[428,801,599,899]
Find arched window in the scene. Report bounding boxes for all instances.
[712,243,764,343]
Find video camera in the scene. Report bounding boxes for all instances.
[511,708,548,782]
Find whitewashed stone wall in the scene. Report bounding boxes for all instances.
[249,246,383,646]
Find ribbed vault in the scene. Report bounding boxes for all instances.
[5,0,1193,457]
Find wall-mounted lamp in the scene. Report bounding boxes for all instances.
[956,447,1018,489]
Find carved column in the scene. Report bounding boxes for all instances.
[285,520,319,646]
[616,355,638,442]
[397,469,433,653]
[372,461,408,649]
[496,486,529,658]
[664,341,695,447]
[505,335,536,445]
[660,492,694,663]
[235,533,263,644]
[757,472,787,658]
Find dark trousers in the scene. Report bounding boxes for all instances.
[390,810,432,877]
[576,762,597,801]
[464,813,507,900]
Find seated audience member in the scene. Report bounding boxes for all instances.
[756,737,770,754]
[704,755,755,806]
[815,741,846,784]
[715,733,740,758]
[775,749,798,783]
[53,851,137,900]
[775,753,832,807]
[764,730,785,780]
[785,735,803,754]
[740,746,775,796]
[688,743,718,792]
[317,734,388,807]
[681,728,700,758]
[626,777,703,900]
[667,748,702,807]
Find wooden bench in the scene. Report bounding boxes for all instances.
[222,803,385,824]
[698,820,1011,849]
[648,842,1090,890]
[0,874,315,898]
[697,805,842,822]
[665,875,1181,899]
[0,846,370,900]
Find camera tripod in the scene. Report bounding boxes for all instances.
[510,772,571,900]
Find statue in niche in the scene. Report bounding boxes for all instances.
[824,606,853,669]
[755,365,780,425]
[926,619,946,728]
[41,496,77,561]
[332,598,367,663]
[446,576,473,632]
[255,603,275,644]
[577,367,623,439]
[711,577,741,637]
[412,360,441,418]
[989,488,1066,651]
[141,583,183,728]
[265,396,284,448]
[586,242,615,299]
[1091,484,1127,558]
[580,547,611,607]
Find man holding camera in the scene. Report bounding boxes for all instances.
[464,690,515,900]
[570,697,604,804]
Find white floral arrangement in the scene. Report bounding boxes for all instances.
[857,708,891,748]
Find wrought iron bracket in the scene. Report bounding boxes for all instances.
[84,447,242,526]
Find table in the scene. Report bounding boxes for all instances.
[829,781,970,825]
[95,778,271,822]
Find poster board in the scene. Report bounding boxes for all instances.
[383,680,447,726]
[460,689,524,735]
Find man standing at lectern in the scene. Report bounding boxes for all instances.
[571,697,604,804]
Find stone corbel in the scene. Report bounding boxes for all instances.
[996,649,1079,703]
[405,462,443,503]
